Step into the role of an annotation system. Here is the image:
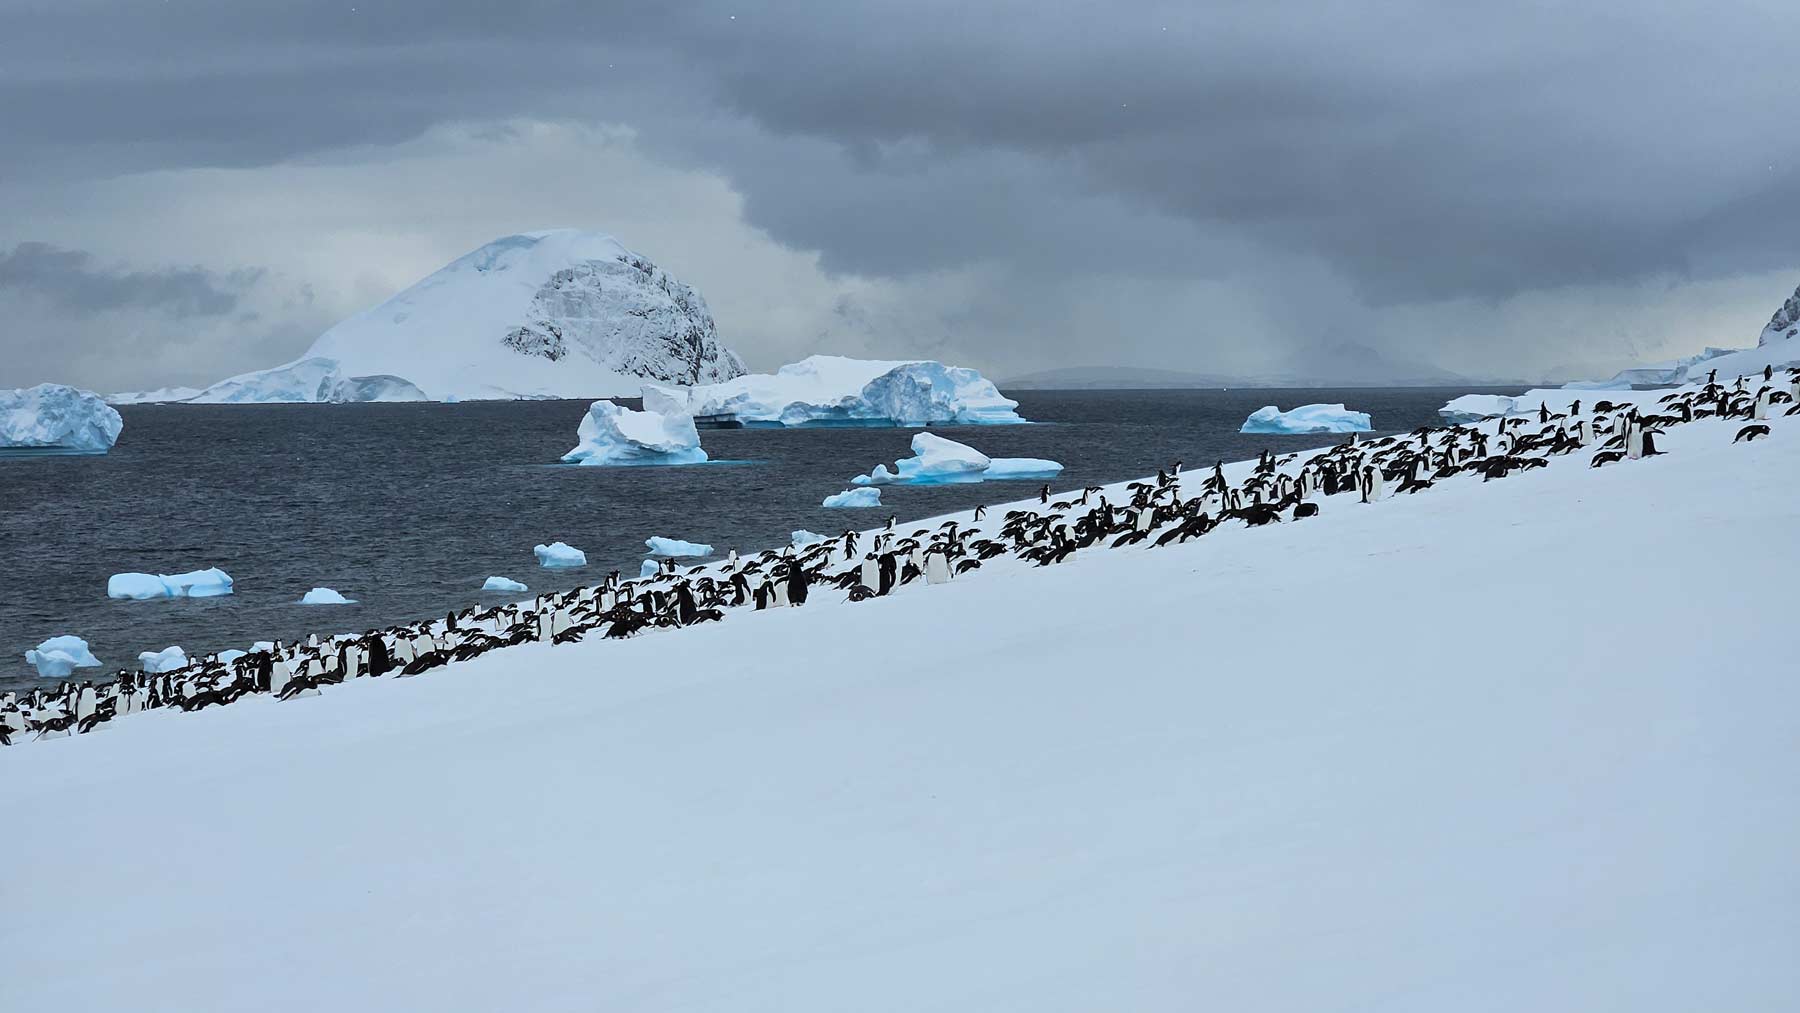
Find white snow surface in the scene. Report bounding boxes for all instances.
[852,431,1063,486]
[23,635,101,678]
[300,230,746,401]
[561,400,707,467]
[106,385,202,405]
[821,487,881,508]
[481,576,529,593]
[646,354,1025,427]
[533,542,587,568]
[137,646,189,673]
[1240,402,1373,434]
[1440,388,1678,423]
[106,568,235,600]
[3,405,1796,1011]
[0,384,123,454]
[297,587,356,605]
[644,536,713,558]
[186,357,431,405]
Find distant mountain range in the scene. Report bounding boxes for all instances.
[1001,344,1553,389]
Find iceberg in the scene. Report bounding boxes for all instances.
[561,400,708,466]
[1,384,124,455]
[645,536,713,558]
[187,357,431,404]
[534,542,588,568]
[107,386,202,405]
[823,487,883,508]
[646,355,1027,428]
[298,587,357,605]
[791,530,828,546]
[138,646,189,674]
[25,635,101,678]
[107,568,235,600]
[851,432,1064,486]
[481,576,529,593]
[1240,404,1373,435]
[640,558,662,578]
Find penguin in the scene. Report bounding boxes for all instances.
[973,504,987,522]
[1735,424,1770,443]
[787,564,811,606]
[925,548,951,585]
[1039,484,1051,505]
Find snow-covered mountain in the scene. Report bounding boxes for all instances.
[181,231,748,403]
[1761,281,1800,346]
[1554,277,1800,391]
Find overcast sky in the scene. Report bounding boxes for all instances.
[4,0,1798,391]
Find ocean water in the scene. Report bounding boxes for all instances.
[0,387,1515,692]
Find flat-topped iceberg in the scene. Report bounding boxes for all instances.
[645,536,713,558]
[1240,404,1372,435]
[851,432,1064,486]
[481,576,529,593]
[534,541,588,568]
[188,357,431,404]
[107,567,235,600]
[298,587,356,605]
[822,487,882,508]
[107,386,202,405]
[561,400,708,466]
[645,355,1026,427]
[137,646,189,673]
[25,635,101,678]
[1,384,124,455]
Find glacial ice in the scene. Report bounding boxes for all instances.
[298,587,357,605]
[791,530,827,545]
[138,646,189,673]
[822,488,882,508]
[534,542,588,568]
[645,537,713,558]
[645,355,1026,428]
[1240,404,1372,435]
[561,400,708,466]
[188,357,431,404]
[1,384,124,455]
[25,635,101,678]
[851,432,1064,486]
[107,386,202,405]
[481,576,529,593]
[640,559,662,578]
[107,568,235,600]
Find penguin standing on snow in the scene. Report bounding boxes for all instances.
[860,553,880,592]
[786,564,810,606]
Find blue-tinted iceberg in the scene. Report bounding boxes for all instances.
[645,355,1026,427]
[298,587,357,605]
[823,487,882,508]
[851,432,1063,486]
[791,529,827,545]
[138,646,189,673]
[1240,404,1372,435]
[25,635,101,678]
[645,536,713,557]
[482,576,529,593]
[561,400,708,466]
[188,357,431,404]
[534,541,588,568]
[1,384,124,455]
[108,568,235,600]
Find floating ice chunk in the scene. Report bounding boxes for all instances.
[138,646,189,673]
[561,400,708,466]
[823,487,882,508]
[107,386,202,405]
[852,432,1063,486]
[107,568,235,600]
[298,587,357,605]
[791,529,828,545]
[645,536,714,557]
[481,576,529,593]
[216,649,247,666]
[25,635,101,678]
[1,384,124,455]
[534,542,588,568]
[1240,404,1373,435]
[640,558,662,578]
[650,355,1026,427]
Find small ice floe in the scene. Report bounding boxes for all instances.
[137,646,189,673]
[25,635,101,678]
[640,558,662,578]
[534,542,588,568]
[107,567,235,600]
[297,587,357,605]
[851,432,1062,486]
[1239,404,1372,435]
[482,576,529,593]
[823,487,882,508]
[791,529,827,545]
[645,536,713,558]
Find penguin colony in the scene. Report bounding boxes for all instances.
[5,365,1793,747]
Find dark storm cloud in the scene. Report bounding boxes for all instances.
[0,242,258,317]
[2,0,1797,376]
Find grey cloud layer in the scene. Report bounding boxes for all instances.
[0,242,258,317]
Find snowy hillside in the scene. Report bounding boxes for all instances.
[4,383,1796,1010]
[1545,277,1800,391]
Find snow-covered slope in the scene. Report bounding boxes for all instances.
[648,354,1024,426]
[304,230,746,400]
[1548,278,1800,391]
[0,384,123,454]
[187,358,431,405]
[3,405,1795,1011]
